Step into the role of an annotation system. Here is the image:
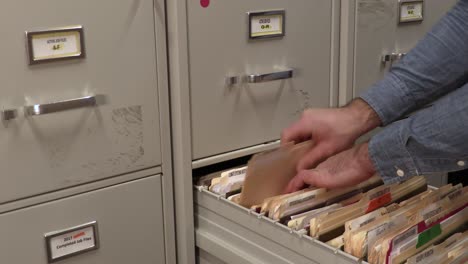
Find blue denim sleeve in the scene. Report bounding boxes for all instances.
[360,0,468,126]
[369,82,468,184]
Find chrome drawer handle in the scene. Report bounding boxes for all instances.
[24,95,104,116]
[1,109,18,121]
[381,53,407,63]
[246,69,294,83]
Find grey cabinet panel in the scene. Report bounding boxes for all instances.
[197,248,227,264]
[0,175,165,264]
[353,0,457,97]
[0,0,162,203]
[187,1,336,159]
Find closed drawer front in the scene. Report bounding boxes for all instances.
[353,0,457,97]
[187,0,336,159]
[0,0,162,203]
[0,175,165,264]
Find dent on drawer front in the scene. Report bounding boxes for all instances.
[0,175,165,264]
[194,187,363,264]
[0,0,162,203]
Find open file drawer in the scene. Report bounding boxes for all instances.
[194,186,367,264]
[194,183,444,264]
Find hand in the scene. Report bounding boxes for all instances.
[285,142,376,192]
[281,98,381,171]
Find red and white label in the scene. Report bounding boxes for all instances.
[48,225,96,260]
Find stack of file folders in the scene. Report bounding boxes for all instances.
[197,142,468,264]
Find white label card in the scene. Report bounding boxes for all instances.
[46,222,98,262]
[415,247,435,263]
[400,1,424,22]
[221,166,248,178]
[392,225,418,249]
[249,11,284,38]
[27,26,85,64]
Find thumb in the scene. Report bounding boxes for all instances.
[281,118,311,145]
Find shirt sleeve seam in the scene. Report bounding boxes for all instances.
[398,126,421,177]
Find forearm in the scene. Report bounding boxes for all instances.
[361,0,468,126]
[369,82,468,184]
[343,98,382,136]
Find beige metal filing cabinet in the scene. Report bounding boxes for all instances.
[0,0,175,263]
[167,0,341,263]
[339,0,457,187]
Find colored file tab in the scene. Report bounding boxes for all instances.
[416,223,442,248]
[366,192,392,213]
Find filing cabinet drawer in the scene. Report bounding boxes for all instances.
[194,187,362,264]
[350,0,457,98]
[0,175,165,264]
[187,0,337,159]
[0,0,162,203]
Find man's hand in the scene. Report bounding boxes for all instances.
[281,98,381,171]
[285,142,376,192]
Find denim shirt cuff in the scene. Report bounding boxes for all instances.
[368,120,420,184]
[360,74,411,126]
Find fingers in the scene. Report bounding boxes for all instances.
[301,169,341,189]
[286,144,377,192]
[296,169,334,188]
[284,173,307,193]
[285,169,329,193]
[285,169,348,193]
[296,144,332,171]
[280,118,311,146]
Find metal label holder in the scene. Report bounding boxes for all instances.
[26,25,86,65]
[248,10,285,39]
[44,221,99,263]
[399,0,424,24]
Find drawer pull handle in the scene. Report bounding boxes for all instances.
[246,69,294,83]
[1,109,18,121]
[24,95,104,116]
[381,53,406,63]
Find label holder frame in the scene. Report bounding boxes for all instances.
[44,221,99,263]
[26,25,86,65]
[398,0,424,24]
[248,10,286,40]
